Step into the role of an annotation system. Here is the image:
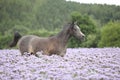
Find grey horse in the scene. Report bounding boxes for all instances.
[10,22,85,57]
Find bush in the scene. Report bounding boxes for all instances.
[5,25,30,35]
[98,21,120,47]
[81,34,97,47]
[0,34,12,49]
[28,29,58,37]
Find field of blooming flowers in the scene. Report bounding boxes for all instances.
[0,48,120,80]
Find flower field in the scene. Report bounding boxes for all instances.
[0,48,120,80]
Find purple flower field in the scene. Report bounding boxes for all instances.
[0,48,120,80]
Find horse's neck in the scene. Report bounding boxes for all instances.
[56,29,70,46]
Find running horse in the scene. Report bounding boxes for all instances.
[10,21,85,57]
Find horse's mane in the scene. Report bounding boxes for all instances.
[56,22,73,38]
[62,22,73,31]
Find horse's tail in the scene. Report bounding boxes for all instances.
[9,31,22,47]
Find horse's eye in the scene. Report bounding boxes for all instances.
[73,28,77,31]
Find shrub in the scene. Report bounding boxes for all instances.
[98,21,120,47]
[0,34,12,49]
[5,25,30,35]
[28,29,58,37]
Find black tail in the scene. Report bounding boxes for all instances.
[9,31,21,47]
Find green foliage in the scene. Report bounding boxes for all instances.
[0,0,45,34]
[98,21,120,47]
[0,34,12,49]
[6,25,30,35]
[81,34,100,47]
[28,29,58,37]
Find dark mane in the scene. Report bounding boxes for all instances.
[62,22,73,30]
[56,23,72,38]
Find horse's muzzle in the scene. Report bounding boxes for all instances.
[80,35,85,41]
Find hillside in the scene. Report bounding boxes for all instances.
[0,0,120,34]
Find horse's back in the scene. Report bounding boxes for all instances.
[17,35,38,55]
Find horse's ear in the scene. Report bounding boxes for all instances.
[74,21,77,25]
[71,21,77,25]
[70,21,77,29]
[71,21,74,25]
[70,21,74,29]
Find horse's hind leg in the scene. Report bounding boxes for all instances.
[20,50,29,56]
[28,45,35,55]
[19,48,25,55]
[30,51,39,57]
[35,53,39,57]
[59,50,66,57]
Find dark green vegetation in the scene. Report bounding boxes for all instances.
[98,21,120,47]
[0,0,120,49]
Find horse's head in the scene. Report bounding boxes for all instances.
[69,22,85,40]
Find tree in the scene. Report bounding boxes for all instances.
[98,21,120,47]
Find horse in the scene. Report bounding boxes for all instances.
[9,22,85,57]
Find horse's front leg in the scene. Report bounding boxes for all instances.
[59,53,65,57]
[59,50,66,57]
